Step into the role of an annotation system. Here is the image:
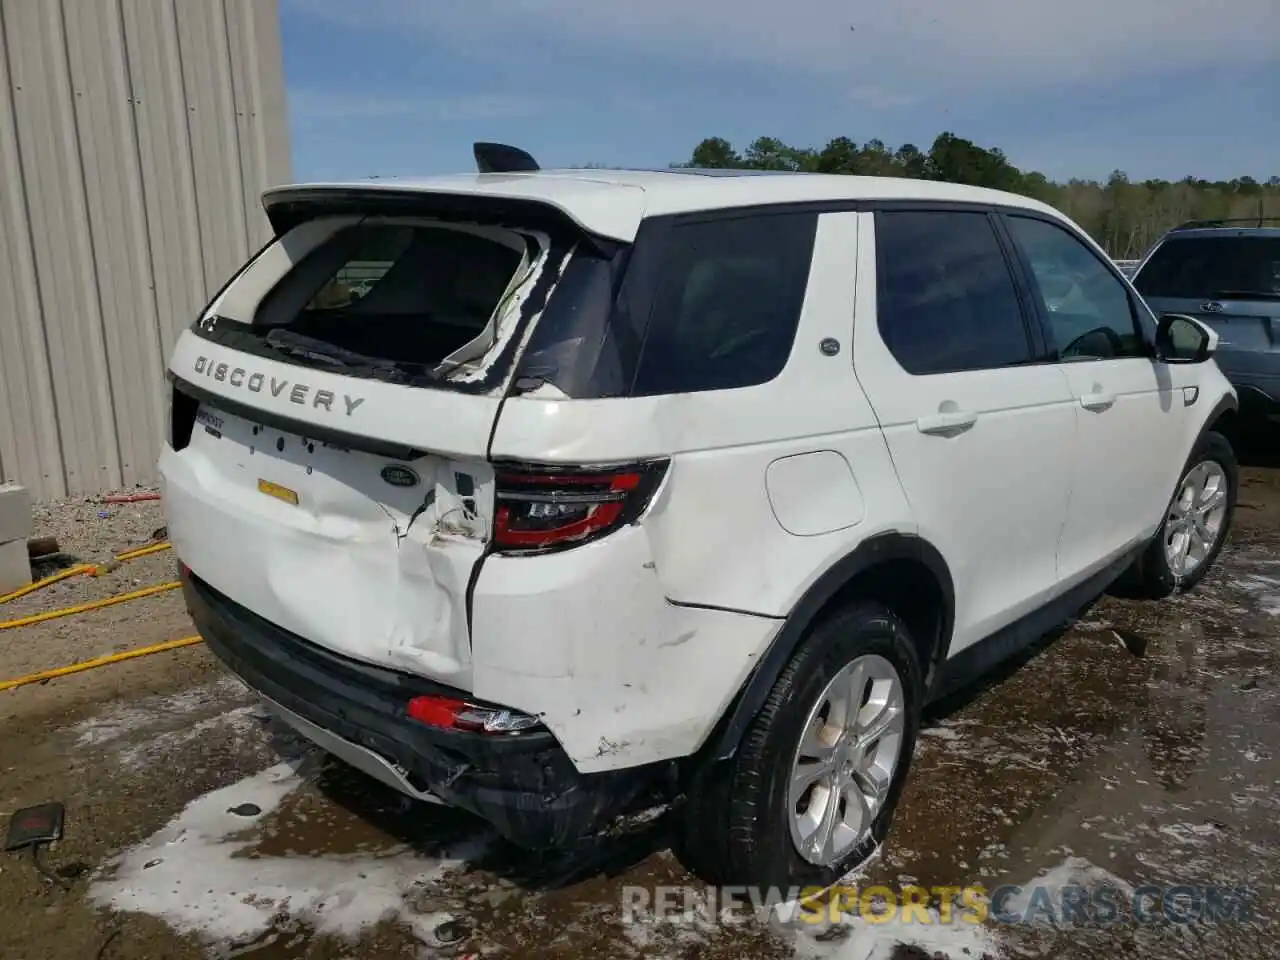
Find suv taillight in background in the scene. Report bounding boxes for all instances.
[492,461,668,553]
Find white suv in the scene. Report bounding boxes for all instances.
[160,145,1238,890]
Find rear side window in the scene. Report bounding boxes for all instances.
[1134,235,1280,300]
[631,212,818,395]
[875,211,1032,375]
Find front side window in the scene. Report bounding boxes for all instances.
[631,211,818,395]
[875,210,1032,375]
[1005,215,1146,361]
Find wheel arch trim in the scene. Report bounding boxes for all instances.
[702,531,955,762]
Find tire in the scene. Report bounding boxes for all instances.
[1128,430,1238,599]
[679,601,923,891]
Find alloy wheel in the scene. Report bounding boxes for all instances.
[787,653,906,866]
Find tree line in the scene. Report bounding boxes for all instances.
[680,134,1279,259]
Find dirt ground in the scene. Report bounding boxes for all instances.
[1,430,1278,960]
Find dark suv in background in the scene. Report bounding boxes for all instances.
[1132,218,1280,422]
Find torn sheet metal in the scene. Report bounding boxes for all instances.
[166,405,495,686]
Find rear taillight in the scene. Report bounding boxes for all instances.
[492,460,668,553]
[406,695,540,734]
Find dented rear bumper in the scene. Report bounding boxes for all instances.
[181,569,652,849]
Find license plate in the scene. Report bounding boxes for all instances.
[257,478,299,506]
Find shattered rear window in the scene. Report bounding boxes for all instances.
[255,222,531,373]
[192,217,573,393]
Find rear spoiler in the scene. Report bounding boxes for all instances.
[260,183,636,249]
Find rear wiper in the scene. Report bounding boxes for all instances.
[264,328,402,375]
[1213,289,1280,301]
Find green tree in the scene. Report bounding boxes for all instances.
[687,137,742,169]
[680,133,1279,257]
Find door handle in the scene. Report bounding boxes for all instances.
[1079,391,1116,412]
[916,410,978,435]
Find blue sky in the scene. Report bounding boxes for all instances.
[280,0,1278,185]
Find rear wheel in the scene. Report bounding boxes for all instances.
[1130,431,1237,598]
[680,601,922,890]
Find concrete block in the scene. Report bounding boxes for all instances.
[0,484,32,544]
[0,538,31,595]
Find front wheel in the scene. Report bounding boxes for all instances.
[1130,430,1237,598]
[679,601,922,890]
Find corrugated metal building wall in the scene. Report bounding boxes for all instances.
[0,0,290,500]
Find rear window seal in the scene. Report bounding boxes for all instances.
[170,374,426,461]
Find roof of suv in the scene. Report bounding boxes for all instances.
[263,168,1065,243]
[1162,225,1280,240]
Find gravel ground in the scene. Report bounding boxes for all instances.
[0,439,1277,960]
[1,487,218,735]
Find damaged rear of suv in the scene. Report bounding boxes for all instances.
[163,156,803,856]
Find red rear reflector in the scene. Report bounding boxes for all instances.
[406,695,540,734]
[406,695,471,730]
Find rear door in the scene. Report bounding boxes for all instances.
[1132,232,1280,386]
[853,207,1077,655]
[162,200,595,685]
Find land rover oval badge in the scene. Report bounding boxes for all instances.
[380,464,419,488]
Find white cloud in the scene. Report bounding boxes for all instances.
[286,0,1280,101]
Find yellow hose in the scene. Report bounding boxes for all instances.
[0,581,180,630]
[1,541,173,604]
[0,635,204,692]
[114,542,172,562]
[0,564,98,604]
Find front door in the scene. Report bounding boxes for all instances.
[1000,212,1189,586]
[852,208,1078,655]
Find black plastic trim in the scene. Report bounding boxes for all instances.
[704,532,1153,762]
[704,532,954,761]
[171,375,426,461]
[932,542,1144,698]
[988,213,1053,362]
[1195,392,1241,447]
[182,569,654,849]
[650,198,1052,220]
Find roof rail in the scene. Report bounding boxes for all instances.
[473,142,540,174]
[1171,215,1280,231]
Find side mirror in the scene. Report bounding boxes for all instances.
[1155,313,1218,364]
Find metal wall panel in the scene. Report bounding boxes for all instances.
[0,0,290,499]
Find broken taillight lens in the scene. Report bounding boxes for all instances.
[492,460,668,553]
[406,695,540,734]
